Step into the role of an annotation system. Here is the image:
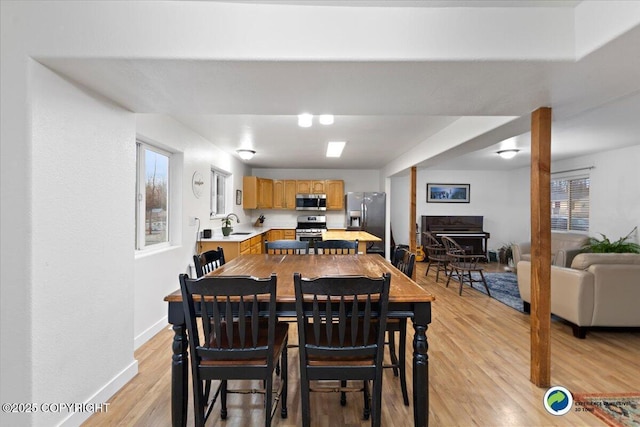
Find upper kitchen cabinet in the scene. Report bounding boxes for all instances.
[297,180,325,194]
[273,179,297,210]
[243,176,273,209]
[325,180,345,210]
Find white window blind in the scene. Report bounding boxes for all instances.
[551,176,590,231]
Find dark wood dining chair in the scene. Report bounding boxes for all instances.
[423,231,449,283]
[264,239,310,254]
[294,272,391,427]
[193,247,226,277]
[179,273,289,427]
[441,235,491,296]
[314,239,358,254]
[385,248,415,406]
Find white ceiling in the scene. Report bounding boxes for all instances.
[39,1,640,172]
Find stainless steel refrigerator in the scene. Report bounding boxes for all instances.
[345,192,386,254]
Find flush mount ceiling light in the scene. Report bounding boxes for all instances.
[298,113,313,128]
[326,141,346,158]
[319,114,334,125]
[497,149,520,159]
[236,149,256,161]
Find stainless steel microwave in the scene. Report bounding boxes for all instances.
[295,193,327,211]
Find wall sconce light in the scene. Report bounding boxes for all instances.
[497,149,520,159]
[236,149,256,161]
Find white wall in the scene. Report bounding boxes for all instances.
[506,144,640,246]
[390,174,411,245]
[135,114,250,347]
[400,144,640,253]
[1,2,638,426]
[413,169,512,251]
[29,62,138,426]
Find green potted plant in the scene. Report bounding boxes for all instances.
[221,213,240,236]
[583,226,640,253]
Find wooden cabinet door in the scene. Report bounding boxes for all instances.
[272,180,285,209]
[267,229,284,241]
[284,180,297,209]
[250,234,263,254]
[311,180,325,194]
[297,180,311,194]
[257,178,273,209]
[326,180,344,210]
[243,176,259,209]
[273,180,296,210]
[283,229,296,240]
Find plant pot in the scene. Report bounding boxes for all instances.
[221,226,233,236]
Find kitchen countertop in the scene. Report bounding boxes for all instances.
[322,230,381,242]
[199,227,272,242]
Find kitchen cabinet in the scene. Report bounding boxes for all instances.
[267,229,296,241]
[325,180,344,210]
[273,179,297,209]
[199,231,266,261]
[250,235,263,254]
[243,176,273,209]
[267,229,284,241]
[297,180,325,194]
[246,177,343,210]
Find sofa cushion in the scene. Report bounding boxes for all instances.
[571,253,640,270]
[550,232,589,254]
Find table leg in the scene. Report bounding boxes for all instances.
[171,322,188,427]
[413,303,431,427]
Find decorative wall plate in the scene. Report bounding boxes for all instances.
[192,171,205,198]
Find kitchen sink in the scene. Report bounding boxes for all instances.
[230,232,252,235]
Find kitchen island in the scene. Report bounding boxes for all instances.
[322,229,381,254]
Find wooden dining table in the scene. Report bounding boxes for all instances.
[164,254,435,427]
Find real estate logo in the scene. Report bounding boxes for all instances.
[543,386,573,415]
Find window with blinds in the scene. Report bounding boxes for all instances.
[551,176,590,231]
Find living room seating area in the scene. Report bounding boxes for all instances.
[512,231,590,270]
[517,253,640,338]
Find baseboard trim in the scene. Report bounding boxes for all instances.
[59,359,138,427]
[134,315,168,350]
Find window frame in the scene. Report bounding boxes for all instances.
[210,166,231,219]
[136,140,172,251]
[550,173,590,232]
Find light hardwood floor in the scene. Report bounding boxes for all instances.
[84,261,640,426]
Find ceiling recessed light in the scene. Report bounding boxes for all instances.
[496,149,520,159]
[326,141,346,158]
[319,114,334,125]
[298,113,313,128]
[236,149,256,160]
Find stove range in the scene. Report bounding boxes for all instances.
[295,215,327,241]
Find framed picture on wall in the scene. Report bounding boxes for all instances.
[427,183,470,203]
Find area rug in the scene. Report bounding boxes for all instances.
[467,272,524,312]
[573,393,640,427]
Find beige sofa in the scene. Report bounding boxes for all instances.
[512,232,589,270]
[517,253,640,338]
